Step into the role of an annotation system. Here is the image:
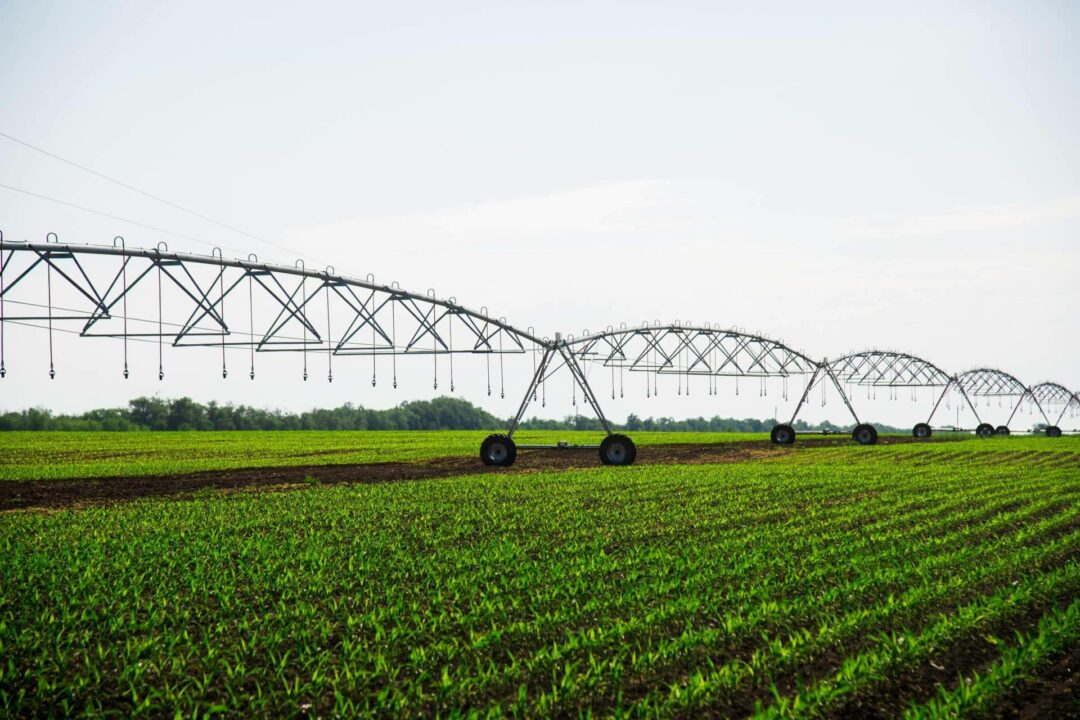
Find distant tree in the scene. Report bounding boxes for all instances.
[128,397,169,430]
[0,394,904,433]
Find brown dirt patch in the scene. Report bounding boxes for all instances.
[0,434,957,512]
[1007,645,1080,720]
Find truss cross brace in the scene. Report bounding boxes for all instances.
[789,361,861,426]
[507,338,614,438]
[926,378,981,426]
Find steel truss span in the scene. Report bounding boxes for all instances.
[1,235,1076,465]
[1030,383,1080,436]
[0,237,538,386]
[814,351,952,443]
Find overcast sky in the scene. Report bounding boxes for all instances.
[0,1,1078,426]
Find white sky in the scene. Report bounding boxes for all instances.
[0,0,1078,427]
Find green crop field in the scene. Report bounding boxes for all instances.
[0,429,809,481]
[2,434,1078,717]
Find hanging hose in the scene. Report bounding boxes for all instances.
[685,346,691,396]
[529,330,537,403]
[391,295,398,389]
[448,309,455,392]
[324,271,333,382]
[46,250,55,380]
[0,243,6,379]
[247,271,255,380]
[709,347,715,396]
[646,329,653,398]
[653,336,659,398]
[217,249,227,379]
[297,260,307,381]
[157,261,164,381]
[541,354,547,408]
[485,319,491,395]
[677,345,683,396]
[116,238,128,379]
[498,324,504,399]
[571,351,576,407]
[0,249,4,379]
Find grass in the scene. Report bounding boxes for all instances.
[1,436,1078,717]
[0,429,781,480]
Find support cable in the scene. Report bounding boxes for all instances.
[0,182,245,256]
[0,131,327,266]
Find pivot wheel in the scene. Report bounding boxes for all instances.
[599,434,637,466]
[975,423,995,439]
[995,425,1010,436]
[912,423,932,439]
[853,423,878,446]
[770,424,796,446]
[480,433,517,467]
[1046,425,1063,438]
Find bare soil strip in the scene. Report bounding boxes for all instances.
[0,438,867,511]
[0,435,985,512]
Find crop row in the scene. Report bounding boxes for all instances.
[0,429,788,480]
[3,429,1076,482]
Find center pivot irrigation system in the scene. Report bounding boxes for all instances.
[1,234,1077,466]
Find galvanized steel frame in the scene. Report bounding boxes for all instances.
[2,236,1077,438]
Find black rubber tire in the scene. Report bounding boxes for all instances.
[770,424,796,445]
[912,423,932,439]
[480,433,517,467]
[599,434,637,466]
[853,423,878,445]
[995,425,1010,436]
[975,423,994,439]
[1046,425,1063,438]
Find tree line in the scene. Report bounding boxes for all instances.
[0,395,904,433]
